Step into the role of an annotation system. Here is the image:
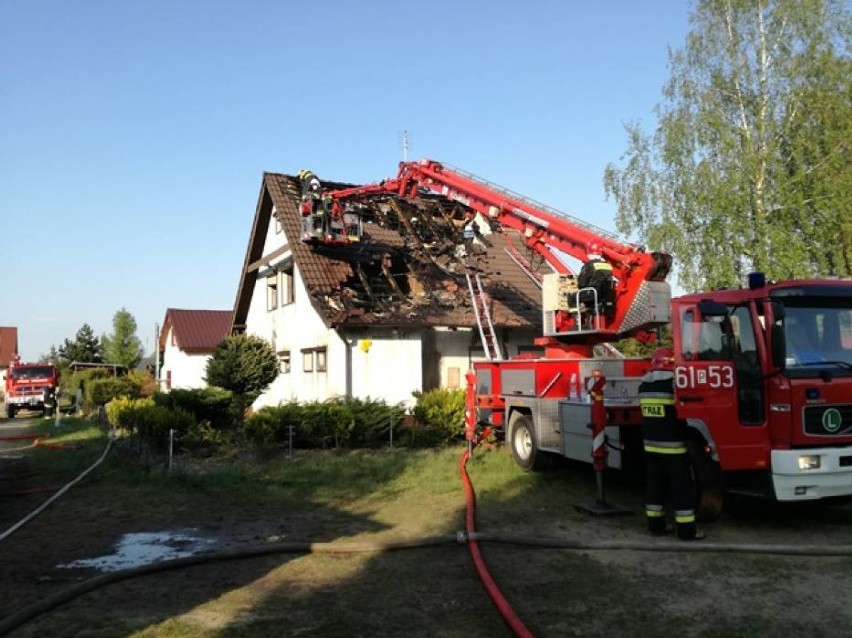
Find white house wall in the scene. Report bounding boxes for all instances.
[161,326,211,389]
[245,208,539,410]
[348,332,422,407]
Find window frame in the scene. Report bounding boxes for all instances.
[267,273,279,311]
[278,350,291,374]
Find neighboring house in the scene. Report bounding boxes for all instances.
[0,326,19,390]
[231,171,550,410]
[158,309,232,390]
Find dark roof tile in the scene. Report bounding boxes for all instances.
[262,172,548,330]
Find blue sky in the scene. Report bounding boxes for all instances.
[1,0,691,361]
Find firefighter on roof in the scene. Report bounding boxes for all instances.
[638,347,704,540]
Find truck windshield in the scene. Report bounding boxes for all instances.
[782,301,852,375]
[10,366,55,380]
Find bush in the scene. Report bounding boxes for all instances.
[61,368,110,412]
[244,398,406,450]
[124,370,158,398]
[181,420,232,450]
[106,396,153,430]
[244,402,305,447]
[88,377,134,407]
[411,388,465,443]
[153,387,233,430]
[119,402,193,452]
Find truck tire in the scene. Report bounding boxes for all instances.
[6,405,15,419]
[509,414,551,472]
[688,440,724,521]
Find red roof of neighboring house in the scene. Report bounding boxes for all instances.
[159,310,232,353]
[0,327,19,367]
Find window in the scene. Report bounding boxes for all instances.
[166,370,172,390]
[447,367,460,389]
[267,274,278,311]
[316,348,327,372]
[280,267,294,306]
[273,207,282,233]
[302,350,313,372]
[278,351,291,374]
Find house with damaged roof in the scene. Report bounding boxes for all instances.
[231,170,551,409]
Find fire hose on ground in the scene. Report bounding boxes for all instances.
[0,432,114,544]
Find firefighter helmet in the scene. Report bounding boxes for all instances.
[587,242,602,261]
[650,347,675,372]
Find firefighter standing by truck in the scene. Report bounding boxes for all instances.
[638,347,704,540]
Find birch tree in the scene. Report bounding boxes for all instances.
[604,0,851,291]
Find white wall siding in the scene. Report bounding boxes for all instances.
[161,326,211,390]
[243,215,539,410]
[349,332,422,407]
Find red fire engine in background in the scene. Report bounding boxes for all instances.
[4,356,59,419]
[312,159,852,518]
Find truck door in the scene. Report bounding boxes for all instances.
[673,303,768,470]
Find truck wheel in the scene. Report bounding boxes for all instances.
[688,441,724,521]
[510,414,551,472]
[6,405,15,419]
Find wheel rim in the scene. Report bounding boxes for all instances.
[514,426,532,460]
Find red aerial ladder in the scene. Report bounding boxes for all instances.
[308,158,852,518]
[319,159,673,355]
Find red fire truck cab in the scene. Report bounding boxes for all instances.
[5,357,60,419]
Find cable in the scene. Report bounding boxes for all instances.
[0,433,113,544]
[467,533,852,557]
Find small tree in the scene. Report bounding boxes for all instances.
[58,324,103,366]
[102,307,143,370]
[205,334,278,425]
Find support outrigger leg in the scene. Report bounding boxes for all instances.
[575,371,632,516]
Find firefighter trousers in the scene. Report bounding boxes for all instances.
[644,451,698,540]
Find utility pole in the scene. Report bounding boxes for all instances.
[154,322,160,388]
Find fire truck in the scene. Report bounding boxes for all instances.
[4,356,60,419]
[310,159,852,517]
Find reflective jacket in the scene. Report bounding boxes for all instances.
[638,369,687,454]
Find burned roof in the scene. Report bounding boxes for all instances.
[233,172,551,331]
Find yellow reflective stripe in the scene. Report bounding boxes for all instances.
[639,397,675,406]
[646,510,665,518]
[644,445,687,455]
[641,405,665,418]
[593,263,613,271]
[675,513,696,523]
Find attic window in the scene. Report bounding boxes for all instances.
[279,267,294,306]
[273,207,282,233]
[267,275,278,311]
